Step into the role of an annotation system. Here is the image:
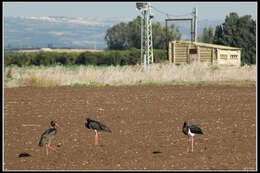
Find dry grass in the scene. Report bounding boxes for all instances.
[3,62,256,88]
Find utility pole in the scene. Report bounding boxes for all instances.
[136,2,154,69]
[193,8,198,42]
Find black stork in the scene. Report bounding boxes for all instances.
[39,121,62,156]
[182,121,203,152]
[85,118,112,145]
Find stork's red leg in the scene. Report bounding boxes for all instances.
[187,136,190,152]
[48,143,57,152]
[191,136,194,152]
[95,130,98,145]
[45,144,48,156]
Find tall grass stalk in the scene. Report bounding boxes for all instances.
[4,62,256,88]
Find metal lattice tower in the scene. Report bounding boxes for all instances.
[136,2,154,69]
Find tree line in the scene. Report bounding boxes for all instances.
[4,49,167,67]
[4,12,255,66]
[105,16,181,50]
[197,13,255,65]
[105,12,256,65]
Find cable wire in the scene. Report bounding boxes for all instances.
[151,5,193,18]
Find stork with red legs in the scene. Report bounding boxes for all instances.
[182,121,203,152]
[39,121,62,156]
[85,118,112,145]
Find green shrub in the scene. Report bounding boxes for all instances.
[4,49,167,67]
[76,52,99,65]
[210,65,221,71]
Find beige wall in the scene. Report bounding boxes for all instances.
[217,49,241,66]
[168,41,241,66]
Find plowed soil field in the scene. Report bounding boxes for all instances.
[3,83,256,170]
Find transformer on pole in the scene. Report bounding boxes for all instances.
[136,2,154,69]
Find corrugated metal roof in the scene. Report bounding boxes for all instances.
[172,40,241,50]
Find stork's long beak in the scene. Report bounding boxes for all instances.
[55,122,62,130]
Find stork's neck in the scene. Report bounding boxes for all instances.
[52,126,57,129]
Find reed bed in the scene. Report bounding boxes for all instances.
[4,62,256,88]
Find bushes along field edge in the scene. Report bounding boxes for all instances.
[4,49,167,67]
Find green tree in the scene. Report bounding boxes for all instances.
[104,22,128,50]
[127,16,142,49]
[201,27,214,43]
[154,23,181,49]
[213,25,224,44]
[222,12,240,46]
[213,12,256,64]
[168,24,182,42]
[104,17,181,50]
[152,22,166,49]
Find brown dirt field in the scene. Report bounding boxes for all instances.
[3,83,256,170]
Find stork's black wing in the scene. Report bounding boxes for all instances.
[87,119,112,132]
[97,121,112,132]
[190,125,203,134]
[38,128,57,146]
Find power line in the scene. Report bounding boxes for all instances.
[151,5,192,18]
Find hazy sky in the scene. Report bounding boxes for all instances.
[3,1,257,21]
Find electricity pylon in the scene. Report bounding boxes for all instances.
[136,2,154,69]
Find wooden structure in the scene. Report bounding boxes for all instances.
[168,41,241,66]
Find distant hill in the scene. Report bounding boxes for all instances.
[4,16,224,49]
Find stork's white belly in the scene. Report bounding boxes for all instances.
[188,129,195,136]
